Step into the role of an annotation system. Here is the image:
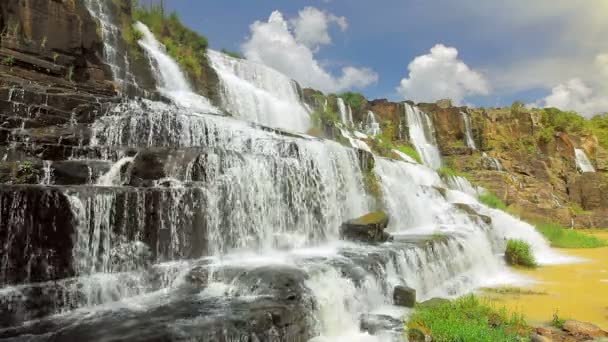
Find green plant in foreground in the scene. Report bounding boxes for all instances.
[505,239,537,268]
[551,309,565,329]
[478,192,507,210]
[536,222,607,248]
[437,166,467,179]
[407,295,530,342]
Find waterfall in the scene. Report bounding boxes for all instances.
[461,111,477,149]
[575,148,595,173]
[83,0,134,89]
[135,22,220,114]
[96,157,134,186]
[365,111,382,136]
[403,103,442,169]
[337,98,354,127]
[207,50,311,132]
[482,152,505,171]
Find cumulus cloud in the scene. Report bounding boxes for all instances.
[290,7,347,51]
[538,79,608,118]
[397,44,490,104]
[242,9,378,93]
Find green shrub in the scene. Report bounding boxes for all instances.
[310,108,339,128]
[505,239,537,268]
[338,92,366,113]
[478,192,507,210]
[2,56,15,66]
[220,49,244,59]
[134,3,209,79]
[536,222,607,248]
[407,295,530,342]
[396,144,422,164]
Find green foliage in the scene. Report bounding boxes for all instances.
[540,107,586,134]
[311,108,339,128]
[1,56,15,66]
[407,295,530,342]
[437,166,467,178]
[551,310,565,329]
[363,170,382,200]
[536,126,555,144]
[338,92,366,113]
[510,101,525,114]
[134,2,209,79]
[221,49,244,59]
[14,161,39,184]
[587,114,608,149]
[505,239,537,268]
[478,192,507,210]
[536,222,607,248]
[396,144,422,163]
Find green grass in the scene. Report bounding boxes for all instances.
[536,222,607,248]
[338,92,366,113]
[505,239,537,268]
[134,3,209,79]
[479,192,508,210]
[481,287,547,296]
[407,295,531,342]
[437,166,467,178]
[396,144,422,163]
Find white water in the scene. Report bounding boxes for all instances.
[4,18,578,342]
[340,128,372,152]
[337,98,354,127]
[135,22,220,114]
[208,50,311,132]
[575,148,595,173]
[461,111,477,149]
[404,103,442,169]
[97,157,134,186]
[482,152,505,171]
[365,111,382,136]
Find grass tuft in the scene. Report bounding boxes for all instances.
[478,192,507,210]
[536,222,607,248]
[396,144,422,164]
[407,295,530,342]
[505,239,537,268]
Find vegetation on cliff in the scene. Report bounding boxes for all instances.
[478,192,508,211]
[536,223,607,248]
[505,239,537,268]
[407,295,530,342]
[338,92,366,113]
[133,3,209,79]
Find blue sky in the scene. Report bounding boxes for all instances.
[157,1,608,116]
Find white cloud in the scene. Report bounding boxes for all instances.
[397,44,490,104]
[539,79,608,118]
[242,10,378,93]
[290,7,347,51]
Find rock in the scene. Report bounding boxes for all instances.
[453,203,492,225]
[562,320,608,339]
[408,326,433,342]
[339,211,391,243]
[567,173,608,210]
[530,333,552,342]
[360,314,403,335]
[356,148,375,173]
[393,285,416,307]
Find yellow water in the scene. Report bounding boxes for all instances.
[484,231,608,329]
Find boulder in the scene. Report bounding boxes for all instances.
[562,320,608,339]
[393,285,416,307]
[339,211,391,243]
[360,314,403,335]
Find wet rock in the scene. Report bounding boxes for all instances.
[393,285,416,307]
[51,160,111,185]
[530,333,552,342]
[453,203,492,225]
[562,320,608,339]
[357,148,375,173]
[0,185,76,285]
[340,211,391,243]
[360,313,403,335]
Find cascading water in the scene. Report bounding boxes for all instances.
[0,21,577,342]
[404,103,442,169]
[207,50,311,132]
[135,22,220,114]
[574,148,595,173]
[482,152,505,171]
[461,111,477,149]
[365,111,382,136]
[337,98,354,127]
[83,0,136,90]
